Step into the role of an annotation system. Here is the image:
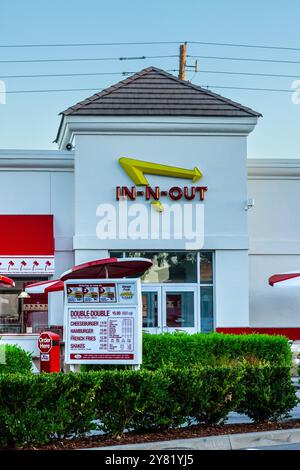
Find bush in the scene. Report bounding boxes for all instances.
[171,366,246,426]
[238,364,298,422]
[0,344,32,374]
[0,372,102,448]
[142,332,292,370]
[94,368,172,436]
[0,363,297,447]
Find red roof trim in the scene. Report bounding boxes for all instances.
[268,273,300,286]
[60,257,152,281]
[0,275,15,287]
[0,215,54,256]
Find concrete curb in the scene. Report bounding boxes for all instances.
[88,428,300,450]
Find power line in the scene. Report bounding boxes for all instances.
[0,40,300,52]
[3,85,295,95]
[189,41,300,52]
[204,85,293,93]
[0,68,298,81]
[0,69,178,79]
[2,53,300,66]
[189,55,300,65]
[4,87,105,94]
[191,69,300,79]
[0,41,182,48]
[0,54,177,64]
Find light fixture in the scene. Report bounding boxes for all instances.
[18,291,30,299]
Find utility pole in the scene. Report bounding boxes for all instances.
[179,42,187,80]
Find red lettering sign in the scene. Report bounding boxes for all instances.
[38,332,53,354]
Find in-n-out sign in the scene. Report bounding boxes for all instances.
[117,157,208,207]
[116,185,207,201]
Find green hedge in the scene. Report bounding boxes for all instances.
[238,364,298,422]
[82,333,292,372]
[141,332,292,369]
[0,344,32,374]
[0,364,297,448]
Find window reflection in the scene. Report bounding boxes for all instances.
[142,292,158,328]
[166,292,194,327]
[200,286,214,333]
[125,252,197,283]
[200,252,213,284]
[0,278,48,334]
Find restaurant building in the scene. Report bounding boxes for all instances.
[1,66,300,350]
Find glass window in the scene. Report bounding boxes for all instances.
[0,291,20,332]
[0,278,48,333]
[124,251,197,283]
[110,251,124,259]
[200,286,214,333]
[166,291,194,327]
[200,252,213,284]
[142,292,158,328]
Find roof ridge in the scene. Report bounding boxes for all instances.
[141,67,261,117]
[62,67,159,115]
[59,66,261,118]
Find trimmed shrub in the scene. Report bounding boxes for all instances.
[142,332,292,370]
[0,372,102,448]
[238,364,298,422]
[166,366,245,426]
[0,344,32,374]
[94,368,172,436]
[0,364,297,447]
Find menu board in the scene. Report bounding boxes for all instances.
[67,283,117,303]
[67,307,135,361]
[64,279,142,365]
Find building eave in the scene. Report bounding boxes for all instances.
[57,115,258,150]
[248,158,300,179]
[0,149,74,171]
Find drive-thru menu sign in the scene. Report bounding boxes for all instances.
[64,278,142,365]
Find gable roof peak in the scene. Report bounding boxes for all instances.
[60,66,261,118]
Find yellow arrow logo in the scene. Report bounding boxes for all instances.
[119,157,202,186]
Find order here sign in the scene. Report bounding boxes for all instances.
[64,278,142,365]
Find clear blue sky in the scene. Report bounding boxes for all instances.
[1,0,300,158]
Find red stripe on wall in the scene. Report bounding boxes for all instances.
[0,215,54,256]
[216,327,300,340]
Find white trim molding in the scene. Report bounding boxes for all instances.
[0,149,74,172]
[57,116,258,150]
[248,158,300,179]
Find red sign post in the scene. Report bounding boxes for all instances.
[38,331,60,373]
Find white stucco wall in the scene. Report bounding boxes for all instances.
[215,250,250,327]
[74,133,249,253]
[248,160,300,327]
[0,150,75,326]
[71,119,255,328]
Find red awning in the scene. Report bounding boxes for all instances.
[0,215,55,274]
[60,257,152,281]
[0,275,15,288]
[25,279,64,294]
[269,272,300,287]
[0,215,54,255]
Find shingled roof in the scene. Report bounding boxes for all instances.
[61,67,261,118]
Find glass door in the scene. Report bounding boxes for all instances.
[142,285,198,334]
[162,286,198,334]
[141,286,161,334]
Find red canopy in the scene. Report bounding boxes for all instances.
[0,275,15,288]
[25,279,64,294]
[60,257,152,281]
[25,258,152,293]
[269,272,300,287]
